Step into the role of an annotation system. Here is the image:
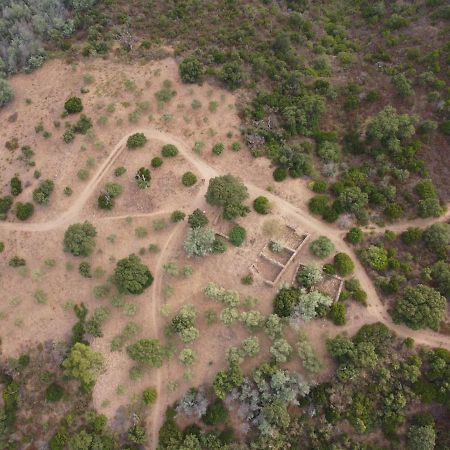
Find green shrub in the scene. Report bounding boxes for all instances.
[64,221,97,257]
[171,210,186,223]
[0,195,13,215]
[179,56,204,83]
[114,166,126,177]
[16,202,34,220]
[0,242,4,253]
[182,172,197,187]
[188,209,208,228]
[202,399,229,425]
[273,167,288,182]
[98,193,113,210]
[135,167,151,189]
[401,227,423,245]
[311,180,327,193]
[142,387,157,405]
[0,79,14,107]
[33,179,54,205]
[231,142,241,152]
[212,143,224,155]
[105,183,123,198]
[64,97,83,114]
[328,302,346,325]
[114,254,153,295]
[151,157,163,168]
[308,195,329,215]
[79,262,92,278]
[346,227,363,244]
[127,133,147,149]
[10,176,22,196]
[45,383,64,402]
[161,144,178,157]
[253,196,270,214]
[334,253,354,276]
[62,129,75,143]
[309,236,334,258]
[229,225,246,246]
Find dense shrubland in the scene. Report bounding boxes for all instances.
[356,222,449,331]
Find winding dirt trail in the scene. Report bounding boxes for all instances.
[1,126,449,447]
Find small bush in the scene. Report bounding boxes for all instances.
[114,167,126,177]
[79,262,92,278]
[171,210,186,223]
[127,133,147,149]
[45,383,64,402]
[182,172,197,187]
[64,97,83,114]
[179,56,204,83]
[135,167,151,189]
[253,196,270,214]
[309,236,334,258]
[142,387,157,405]
[33,180,54,205]
[161,144,178,157]
[212,143,224,155]
[0,79,14,107]
[98,193,113,210]
[346,227,363,244]
[151,157,163,168]
[328,302,346,325]
[311,180,327,193]
[16,202,34,220]
[229,225,246,246]
[188,209,208,228]
[231,142,241,152]
[10,176,22,196]
[273,167,288,182]
[334,253,354,276]
[202,400,228,425]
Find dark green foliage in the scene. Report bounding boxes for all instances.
[273,287,301,317]
[308,195,329,215]
[431,261,450,298]
[394,284,446,330]
[205,175,249,220]
[219,62,243,90]
[334,253,354,276]
[401,227,423,245]
[73,114,92,134]
[212,237,227,253]
[10,176,22,196]
[311,180,327,193]
[161,144,178,157]
[202,399,228,425]
[328,302,346,325]
[9,256,26,267]
[143,387,157,405]
[32,179,54,205]
[188,209,208,228]
[213,363,244,399]
[79,262,92,278]
[253,196,270,214]
[16,202,34,220]
[63,221,97,257]
[45,383,64,402]
[179,56,204,83]
[346,227,363,244]
[423,222,450,257]
[127,132,147,149]
[182,171,197,186]
[114,166,126,176]
[0,195,13,215]
[212,143,225,155]
[127,338,164,367]
[273,167,288,182]
[64,97,83,114]
[151,157,163,168]
[309,236,334,258]
[98,192,113,210]
[229,225,246,246]
[171,210,186,223]
[114,254,153,295]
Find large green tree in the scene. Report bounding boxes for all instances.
[394,284,446,330]
[63,221,97,257]
[114,254,153,295]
